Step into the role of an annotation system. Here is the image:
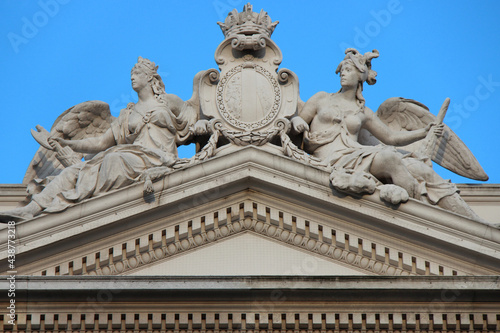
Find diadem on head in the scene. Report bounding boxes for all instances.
[133,56,159,76]
[336,48,379,85]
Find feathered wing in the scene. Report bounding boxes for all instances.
[23,100,115,184]
[375,97,488,181]
[176,70,205,144]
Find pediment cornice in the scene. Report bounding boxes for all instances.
[1,146,499,276]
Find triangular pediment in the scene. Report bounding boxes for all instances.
[1,147,499,277]
[129,232,366,276]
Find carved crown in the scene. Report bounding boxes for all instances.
[218,3,279,39]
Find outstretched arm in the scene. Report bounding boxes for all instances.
[51,127,116,154]
[364,109,439,146]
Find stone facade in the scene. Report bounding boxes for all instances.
[4,276,500,332]
[1,4,499,333]
[1,147,499,332]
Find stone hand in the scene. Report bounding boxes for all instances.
[291,116,309,133]
[49,137,72,150]
[425,122,445,137]
[48,137,80,166]
[56,146,81,167]
[193,119,210,135]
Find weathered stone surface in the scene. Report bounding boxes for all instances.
[1,276,499,332]
[0,4,493,225]
[1,147,499,277]
[292,48,487,221]
[0,5,498,332]
[0,57,200,222]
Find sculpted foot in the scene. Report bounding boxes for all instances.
[143,176,154,194]
[141,166,172,194]
[330,170,377,195]
[0,209,34,223]
[0,201,42,223]
[378,184,409,205]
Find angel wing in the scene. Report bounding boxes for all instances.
[175,70,205,145]
[23,100,114,184]
[375,97,488,181]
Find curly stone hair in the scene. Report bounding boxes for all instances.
[335,48,379,107]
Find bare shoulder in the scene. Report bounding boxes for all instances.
[299,91,330,119]
[307,91,329,102]
[363,105,376,118]
[164,93,184,112]
[303,91,329,108]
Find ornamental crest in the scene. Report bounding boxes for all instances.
[217,62,281,130]
[199,3,299,135]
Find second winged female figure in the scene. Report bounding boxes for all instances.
[292,48,486,221]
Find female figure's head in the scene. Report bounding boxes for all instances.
[335,48,379,106]
[131,57,168,105]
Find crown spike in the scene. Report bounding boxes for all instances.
[217,3,278,41]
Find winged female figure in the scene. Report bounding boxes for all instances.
[1,57,199,221]
[292,48,487,221]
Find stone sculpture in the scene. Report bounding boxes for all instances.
[190,4,323,167]
[195,3,300,147]
[0,57,200,222]
[291,48,487,221]
[0,4,490,223]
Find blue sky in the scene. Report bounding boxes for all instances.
[1,1,499,184]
